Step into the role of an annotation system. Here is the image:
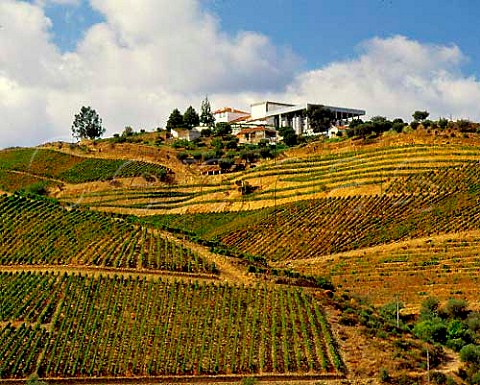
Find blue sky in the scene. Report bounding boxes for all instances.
[43,0,480,76]
[212,0,480,75]
[2,0,480,148]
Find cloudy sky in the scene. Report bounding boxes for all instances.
[1,0,480,148]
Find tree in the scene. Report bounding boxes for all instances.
[437,118,449,130]
[166,108,184,131]
[122,126,134,136]
[219,158,234,171]
[349,119,364,128]
[213,122,232,137]
[71,106,105,140]
[412,110,430,122]
[307,105,335,133]
[201,128,212,137]
[420,296,440,320]
[211,137,224,150]
[410,121,420,130]
[200,96,215,127]
[278,126,297,146]
[370,116,392,134]
[183,106,200,129]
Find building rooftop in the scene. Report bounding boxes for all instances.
[213,107,249,115]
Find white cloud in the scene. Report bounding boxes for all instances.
[2,2,480,150]
[0,0,299,148]
[286,35,480,121]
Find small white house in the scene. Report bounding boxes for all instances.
[171,128,201,141]
[327,125,349,138]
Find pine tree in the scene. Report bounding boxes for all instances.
[183,106,200,129]
[71,106,105,140]
[200,96,215,128]
[166,108,184,131]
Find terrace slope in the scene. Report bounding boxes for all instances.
[136,131,480,312]
[2,130,478,384]
[50,132,480,214]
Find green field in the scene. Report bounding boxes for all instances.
[0,148,169,187]
[0,194,216,274]
[0,272,342,379]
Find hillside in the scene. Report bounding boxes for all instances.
[2,129,480,384]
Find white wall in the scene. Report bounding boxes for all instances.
[251,103,268,119]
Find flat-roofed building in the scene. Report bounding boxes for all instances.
[251,101,366,136]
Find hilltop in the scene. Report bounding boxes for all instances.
[2,128,480,384]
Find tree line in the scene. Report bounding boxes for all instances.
[166,97,215,131]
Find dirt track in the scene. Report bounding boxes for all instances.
[0,373,348,385]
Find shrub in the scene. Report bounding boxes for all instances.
[437,118,449,129]
[219,158,234,171]
[410,121,420,130]
[192,151,202,160]
[316,276,335,291]
[380,301,404,323]
[379,367,391,383]
[447,319,474,347]
[242,377,257,385]
[460,344,480,366]
[430,371,447,385]
[443,298,469,319]
[23,181,49,196]
[176,152,188,161]
[471,371,480,384]
[467,312,480,332]
[414,319,447,343]
[202,151,217,161]
[420,296,440,320]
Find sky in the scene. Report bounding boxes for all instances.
[1,0,480,149]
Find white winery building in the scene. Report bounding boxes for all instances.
[250,101,366,136]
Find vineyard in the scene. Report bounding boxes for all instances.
[234,144,480,199]
[57,182,233,211]
[144,190,480,262]
[53,143,480,214]
[0,194,216,274]
[291,231,480,307]
[0,148,170,187]
[0,272,342,379]
[6,133,480,383]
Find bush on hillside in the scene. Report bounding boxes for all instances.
[22,181,48,196]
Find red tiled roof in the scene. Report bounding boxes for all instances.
[213,107,249,115]
[230,115,251,123]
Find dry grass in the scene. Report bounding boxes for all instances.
[290,230,480,310]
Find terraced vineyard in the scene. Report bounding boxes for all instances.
[6,133,480,383]
[291,232,480,307]
[55,143,480,213]
[0,194,216,274]
[0,272,342,379]
[57,183,233,211]
[234,144,480,200]
[145,190,480,262]
[0,148,170,187]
